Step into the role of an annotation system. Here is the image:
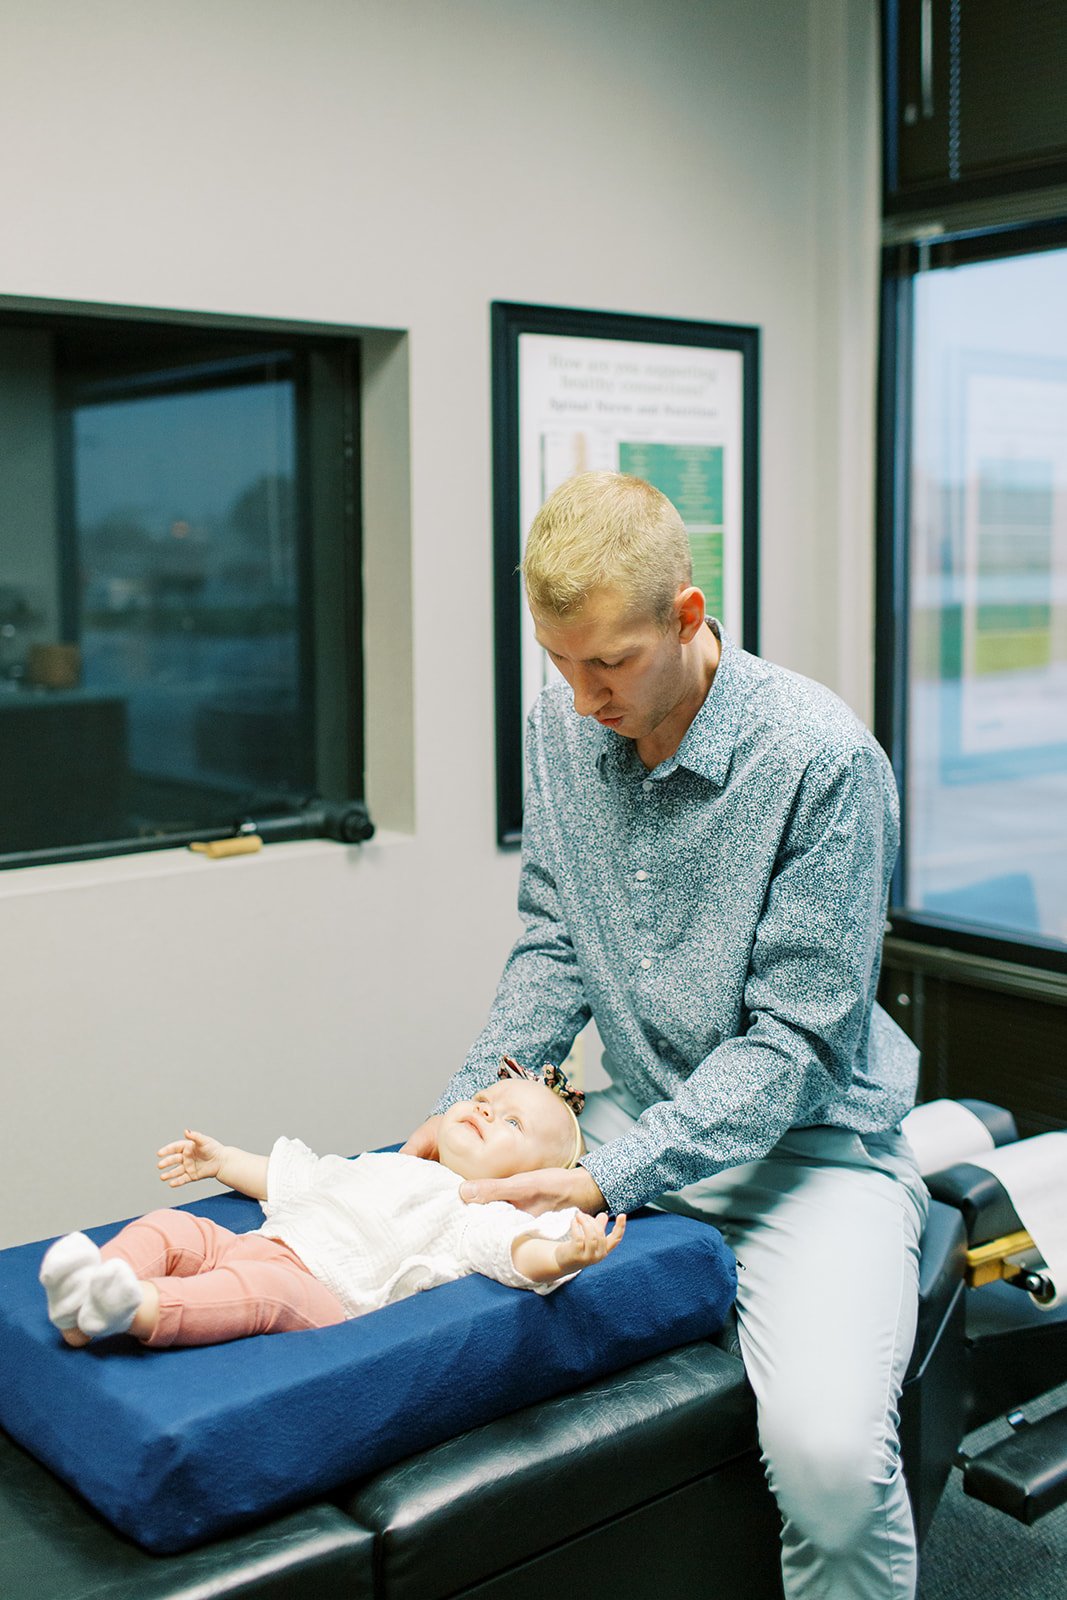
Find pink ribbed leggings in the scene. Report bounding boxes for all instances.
[100,1209,347,1347]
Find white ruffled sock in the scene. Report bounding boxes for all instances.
[39,1233,102,1330]
[77,1259,144,1338]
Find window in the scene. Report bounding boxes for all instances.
[878,226,1067,964]
[882,0,1067,214]
[0,299,367,867]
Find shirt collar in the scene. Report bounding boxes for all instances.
[593,620,748,789]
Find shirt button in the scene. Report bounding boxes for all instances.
[640,957,652,970]
[635,870,648,882]
[658,1039,669,1051]
[642,779,653,793]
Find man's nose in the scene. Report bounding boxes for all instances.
[571,667,607,717]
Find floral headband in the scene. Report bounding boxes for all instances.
[498,1055,585,1168]
[498,1056,585,1115]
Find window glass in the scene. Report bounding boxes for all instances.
[70,360,307,826]
[907,246,1067,945]
[0,311,359,865]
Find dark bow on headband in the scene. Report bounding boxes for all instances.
[498,1055,585,1116]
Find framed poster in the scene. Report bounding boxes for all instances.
[491,300,760,844]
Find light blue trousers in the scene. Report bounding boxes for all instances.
[581,1084,930,1600]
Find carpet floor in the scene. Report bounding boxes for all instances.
[918,1381,1067,1599]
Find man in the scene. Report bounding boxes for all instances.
[404,471,928,1600]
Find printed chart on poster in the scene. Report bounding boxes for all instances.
[492,303,759,844]
[517,333,745,718]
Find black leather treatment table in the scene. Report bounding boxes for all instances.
[2,1099,1065,1600]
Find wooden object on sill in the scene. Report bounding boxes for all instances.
[188,836,262,859]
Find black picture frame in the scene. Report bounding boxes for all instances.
[491,300,760,846]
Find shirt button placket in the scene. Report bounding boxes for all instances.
[634,774,656,976]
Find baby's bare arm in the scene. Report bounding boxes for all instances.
[157,1130,270,1201]
[511,1213,627,1285]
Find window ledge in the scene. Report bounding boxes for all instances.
[0,830,412,901]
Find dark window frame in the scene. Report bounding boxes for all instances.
[0,294,369,870]
[881,0,1067,217]
[874,217,1067,976]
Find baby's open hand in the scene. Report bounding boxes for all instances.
[157,1129,226,1188]
[554,1212,627,1274]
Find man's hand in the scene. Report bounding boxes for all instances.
[157,1129,226,1187]
[460,1164,608,1216]
[399,1115,442,1161]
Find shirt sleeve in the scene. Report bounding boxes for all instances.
[261,1136,324,1216]
[459,1201,580,1295]
[582,744,902,1213]
[432,709,591,1114]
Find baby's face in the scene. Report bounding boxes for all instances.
[436,1079,576,1181]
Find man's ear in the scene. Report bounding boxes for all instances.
[674,585,707,643]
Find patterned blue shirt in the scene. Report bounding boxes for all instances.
[437,623,919,1214]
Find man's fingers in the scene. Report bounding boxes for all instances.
[461,1179,537,1207]
[459,1171,614,1220]
[460,1175,545,1209]
[400,1116,442,1162]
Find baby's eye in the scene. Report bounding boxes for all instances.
[506,1116,521,1129]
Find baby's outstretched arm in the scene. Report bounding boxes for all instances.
[157,1130,269,1201]
[512,1212,627,1285]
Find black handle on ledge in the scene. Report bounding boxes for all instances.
[242,799,376,846]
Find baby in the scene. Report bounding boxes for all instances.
[39,1059,626,1349]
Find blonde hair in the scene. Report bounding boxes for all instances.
[522,471,692,626]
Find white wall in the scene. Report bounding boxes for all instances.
[0,0,881,1248]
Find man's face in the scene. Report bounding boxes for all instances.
[533,587,687,744]
[436,1080,575,1181]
